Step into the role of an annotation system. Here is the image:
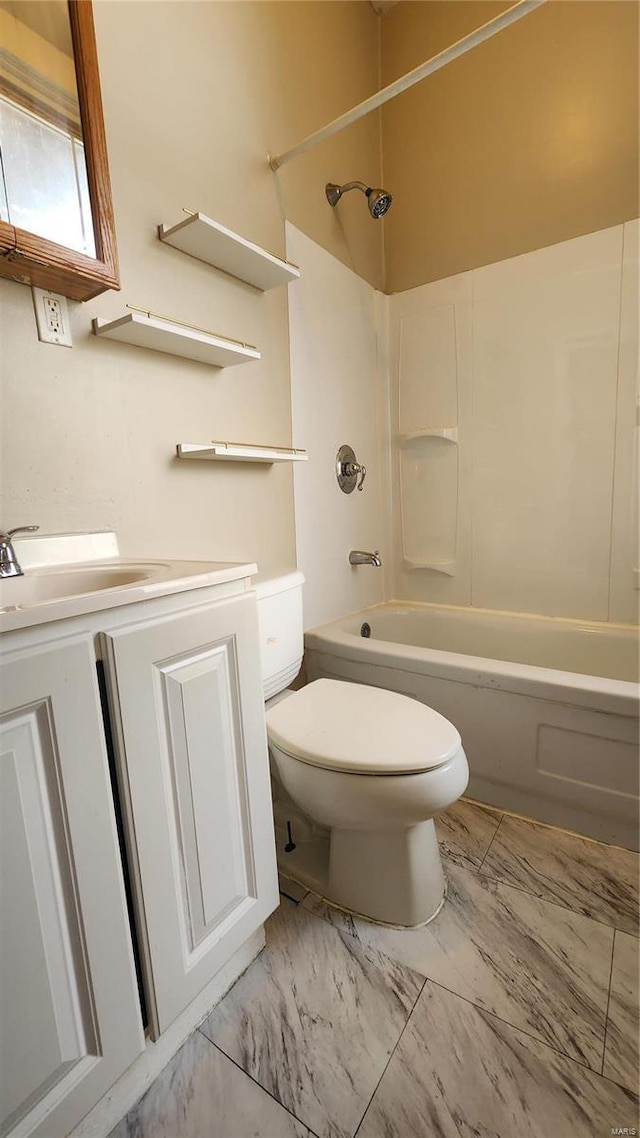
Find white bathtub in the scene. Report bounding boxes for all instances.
[304,603,640,850]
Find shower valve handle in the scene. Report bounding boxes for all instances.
[344,461,366,491]
[336,445,367,494]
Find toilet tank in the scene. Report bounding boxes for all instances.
[254,570,305,699]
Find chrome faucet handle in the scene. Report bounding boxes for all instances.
[344,460,367,491]
[0,525,39,578]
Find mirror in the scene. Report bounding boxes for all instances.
[0,0,119,301]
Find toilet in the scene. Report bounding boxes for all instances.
[255,571,469,928]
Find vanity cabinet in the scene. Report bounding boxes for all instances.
[1,574,278,1135]
[0,633,144,1138]
[101,591,278,1038]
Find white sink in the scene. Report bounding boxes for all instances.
[0,564,163,610]
[0,532,258,633]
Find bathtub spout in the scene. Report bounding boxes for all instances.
[349,550,382,567]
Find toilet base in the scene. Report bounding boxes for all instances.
[276,823,330,896]
[276,817,446,928]
[328,819,445,927]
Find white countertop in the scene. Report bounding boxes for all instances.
[0,532,257,633]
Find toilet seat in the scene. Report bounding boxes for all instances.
[266,678,461,775]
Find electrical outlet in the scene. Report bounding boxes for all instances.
[32,287,73,346]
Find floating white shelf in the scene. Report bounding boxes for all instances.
[176,442,308,464]
[158,212,301,291]
[92,312,261,368]
[399,427,459,443]
[404,559,457,577]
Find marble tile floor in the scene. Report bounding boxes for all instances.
[110,799,639,1138]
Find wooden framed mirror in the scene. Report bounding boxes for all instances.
[0,0,119,301]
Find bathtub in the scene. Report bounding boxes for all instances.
[304,603,640,851]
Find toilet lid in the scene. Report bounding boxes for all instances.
[266,678,461,775]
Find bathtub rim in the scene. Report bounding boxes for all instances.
[304,601,639,718]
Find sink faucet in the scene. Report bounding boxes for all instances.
[0,526,39,577]
[349,549,382,567]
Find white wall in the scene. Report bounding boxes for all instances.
[286,224,391,630]
[388,222,639,624]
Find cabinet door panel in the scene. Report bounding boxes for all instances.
[0,636,144,1138]
[102,593,278,1037]
[163,642,255,948]
[1,708,89,1132]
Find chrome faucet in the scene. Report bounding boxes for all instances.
[0,526,39,577]
[349,549,382,567]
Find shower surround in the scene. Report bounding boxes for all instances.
[287,220,639,845]
[389,221,638,625]
[288,221,638,628]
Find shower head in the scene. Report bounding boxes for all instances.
[325,181,393,219]
[367,187,393,218]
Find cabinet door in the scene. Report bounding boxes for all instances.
[102,593,278,1037]
[0,634,144,1138]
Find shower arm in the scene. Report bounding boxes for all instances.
[338,182,369,197]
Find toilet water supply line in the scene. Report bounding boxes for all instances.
[268,0,546,172]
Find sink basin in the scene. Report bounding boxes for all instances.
[0,565,160,611]
[0,532,258,634]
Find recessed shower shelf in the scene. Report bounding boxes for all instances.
[176,442,308,464]
[92,312,261,368]
[158,212,301,291]
[404,558,457,577]
[399,428,459,444]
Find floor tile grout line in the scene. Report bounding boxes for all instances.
[303,902,623,1112]
[303,879,636,1093]
[353,974,639,1134]
[424,974,616,1083]
[476,814,504,873]
[280,888,310,906]
[203,967,636,1123]
[600,928,617,1077]
[465,796,636,857]
[352,976,428,1138]
[475,866,635,935]
[455,801,633,933]
[196,1029,322,1138]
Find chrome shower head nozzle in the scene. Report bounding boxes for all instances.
[366,187,393,218]
[325,180,393,219]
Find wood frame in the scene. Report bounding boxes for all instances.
[0,1,120,301]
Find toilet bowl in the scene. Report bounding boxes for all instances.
[266,679,469,927]
[255,572,469,927]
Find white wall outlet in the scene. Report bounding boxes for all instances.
[32,287,73,346]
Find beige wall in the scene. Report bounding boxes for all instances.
[381,0,639,291]
[0,1,382,567]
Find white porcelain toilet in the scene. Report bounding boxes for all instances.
[255,572,469,927]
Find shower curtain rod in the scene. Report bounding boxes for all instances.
[269,0,546,172]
